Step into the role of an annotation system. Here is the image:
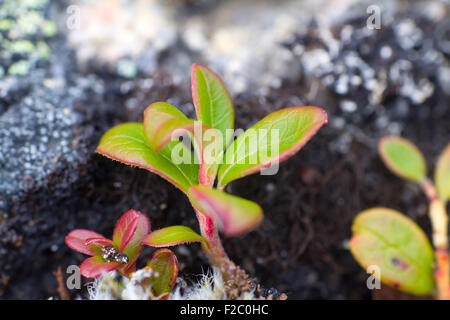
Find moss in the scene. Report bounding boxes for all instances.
[8,60,30,76]
[41,20,57,37]
[10,40,35,54]
[17,11,44,35]
[0,20,13,31]
[36,41,50,59]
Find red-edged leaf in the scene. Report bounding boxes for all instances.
[143,102,194,153]
[85,237,115,255]
[147,249,179,295]
[65,229,106,256]
[188,185,263,236]
[113,210,150,264]
[143,102,221,187]
[191,64,234,151]
[435,143,450,202]
[217,106,327,188]
[85,237,114,247]
[80,256,121,278]
[378,136,426,182]
[120,262,137,276]
[154,292,170,300]
[96,122,198,194]
[144,226,205,247]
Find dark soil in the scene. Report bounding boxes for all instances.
[0,1,449,300]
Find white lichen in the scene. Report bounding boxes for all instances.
[170,267,256,300]
[86,267,256,300]
[121,268,155,300]
[87,271,122,300]
[169,267,227,300]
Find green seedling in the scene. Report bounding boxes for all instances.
[96,64,327,278]
[350,136,450,299]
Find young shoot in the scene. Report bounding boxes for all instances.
[96,64,328,279]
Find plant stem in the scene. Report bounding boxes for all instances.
[195,162,244,282]
[195,209,236,271]
[422,179,449,300]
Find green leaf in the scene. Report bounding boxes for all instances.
[191,64,234,150]
[96,122,198,194]
[197,127,222,187]
[144,226,205,247]
[143,102,195,153]
[435,143,450,202]
[143,101,221,187]
[378,136,427,182]
[147,249,179,296]
[217,106,327,188]
[188,185,263,236]
[350,207,435,296]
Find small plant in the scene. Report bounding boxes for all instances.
[65,209,204,298]
[96,64,328,281]
[350,136,450,299]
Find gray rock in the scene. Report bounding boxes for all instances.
[0,84,90,202]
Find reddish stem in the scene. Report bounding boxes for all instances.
[422,178,439,202]
[435,249,450,300]
[196,149,237,276]
[421,179,449,300]
[195,208,230,267]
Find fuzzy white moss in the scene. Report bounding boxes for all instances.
[87,268,256,300]
[169,267,256,300]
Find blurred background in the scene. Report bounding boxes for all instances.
[0,0,448,299]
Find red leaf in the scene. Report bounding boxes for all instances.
[85,237,115,255]
[120,262,136,276]
[80,256,121,278]
[85,237,114,247]
[65,229,106,256]
[113,210,151,264]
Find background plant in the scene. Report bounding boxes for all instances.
[96,64,328,280]
[350,137,450,299]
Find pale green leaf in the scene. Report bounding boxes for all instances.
[378,136,426,182]
[350,207,435,296]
